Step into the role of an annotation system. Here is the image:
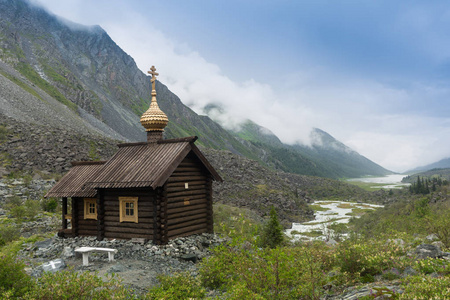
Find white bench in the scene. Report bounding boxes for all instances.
[74,247,118,266]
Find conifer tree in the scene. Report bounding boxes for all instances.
[259,206,284,248]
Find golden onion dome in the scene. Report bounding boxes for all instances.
[140,66,169,132]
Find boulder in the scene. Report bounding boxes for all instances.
[41,259,66,273]
[414,244,442,259]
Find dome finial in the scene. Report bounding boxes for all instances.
[140,66,169,139]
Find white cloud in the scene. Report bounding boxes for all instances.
[32,0,450,173]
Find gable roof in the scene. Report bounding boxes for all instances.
[87,136,222,190]
[45,137,222,197]
[45,161,106,198]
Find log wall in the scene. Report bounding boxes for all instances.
[76,197,97,236]
[165,154,211,239]
[103,188,155,240]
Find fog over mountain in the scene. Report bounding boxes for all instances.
[0,0,390,179]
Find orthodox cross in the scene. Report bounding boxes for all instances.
[148,65,159,91]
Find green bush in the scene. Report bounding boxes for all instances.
[400,275,450,299]
[41,197,59,212]
[200,242,332,299]
[414,258,450,275]
[0,224,20,246]
[145,272,205,300]
[24,199,40,220]
[0,255,33,298]
[425,205,450,248]
[335,238,411,280]
[24,269,132,299]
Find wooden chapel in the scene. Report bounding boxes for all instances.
[45,66,222,245]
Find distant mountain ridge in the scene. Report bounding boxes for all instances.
[0,0,390,179]
[231,121,390,178]
[408,157,450,173]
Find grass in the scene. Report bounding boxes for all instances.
[304,217,348,225]
[301,229,323,237]
[345,180,395,191]
[337,203,356,209]
[16,62,78,112]
[309,204,331,211]
[0,70,44,101]
[346,207,374,216]
[213,203,261,240]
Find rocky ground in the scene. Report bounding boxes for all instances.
[0,115,118,175]
[17,233,227,296]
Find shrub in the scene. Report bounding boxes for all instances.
[425,206,450,248]
[0,255,33,298]
[24,199,40,220]
[200,242,332,299]
[145,272,205,300]
[41,197,59,212]
[400,275,450,299]
[335,238,411,280]
[258,206,284,248]
[24,269,132,299]
[0,224,20,246]
[213,203,260,242]
[414,258,450,275]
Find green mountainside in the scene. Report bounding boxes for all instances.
[408,157,450,173]
[232,121,390,178]
[0,0,390,179]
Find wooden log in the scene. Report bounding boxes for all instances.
[78,220,97,225]
[167,198,206,209]
[171,228,207,239]
[168,208,208,219]
[167,203,208,215]
[166,185,206,193]
[78,230,97,236]
[168,217,207,230]
[166,189,207,198]
[104,232,152,239]
[72,198,79,237]
[172,167,202,172]
[62,197,68,230]
[168,224,207,238]
[167,213,208,226]
[166,181,206,188]
[97,190,104,241]
[105,216,153,224]
[206,175,214,233]
[170,171,204,177]
[105,226,153,234]
[104,218,153,226]
[168,176,206,183]
[161,186,168,244]
[167,194,205,203]
[167,195,205,204]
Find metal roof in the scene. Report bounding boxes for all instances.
[45,136,223,197]
[88,136,222,190]
[45,161,106,198]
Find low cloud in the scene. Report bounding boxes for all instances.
[33,0,450,172]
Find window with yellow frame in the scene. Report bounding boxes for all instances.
[84,198,97,220]
[119,197,138,223]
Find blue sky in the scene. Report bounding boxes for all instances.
[33,0,450,172]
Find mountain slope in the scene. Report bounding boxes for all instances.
[0,0,390,179]
[232,122,390,178]
[408,157,450,173]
